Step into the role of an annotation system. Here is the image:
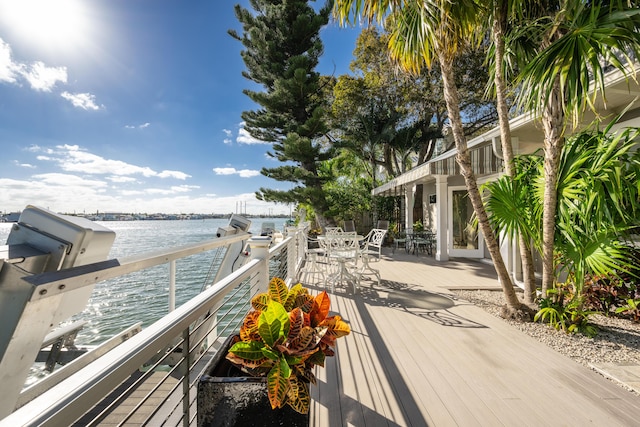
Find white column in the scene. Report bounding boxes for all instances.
[248,236,272,293]
[435,175,449,261]
[405,185,415,230]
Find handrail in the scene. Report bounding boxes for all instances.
[5,259,262,427]
[1,226,308,427]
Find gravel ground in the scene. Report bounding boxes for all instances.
[452,289,640,392]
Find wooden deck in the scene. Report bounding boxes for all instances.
[306,248,640,426]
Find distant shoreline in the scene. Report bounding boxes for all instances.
[0,212,293,223]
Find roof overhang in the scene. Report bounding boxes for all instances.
[373,65,640,198]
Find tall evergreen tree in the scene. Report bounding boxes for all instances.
[229,0,336,226]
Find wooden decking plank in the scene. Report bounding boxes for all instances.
[334,292,408,425]
[307,249,640,426]
[367,296,498,426]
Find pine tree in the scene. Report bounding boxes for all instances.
[229,0,336,226]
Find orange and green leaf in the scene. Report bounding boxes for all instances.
[284,283,307,311]
[287,307,304,341]
[286,376,310,414]
[320,315,351,339]
[310,291,331,326]
[267,358,291,409]
[251,293,270,311]
[239,310,261,341]
[259,301,289,348]
[268,277,289,306]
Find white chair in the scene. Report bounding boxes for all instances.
[324,226,343,234]
[324,231,360,293]
[359,229,387,285]
[299,235,327,285]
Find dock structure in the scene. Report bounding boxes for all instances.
[308,248,640,426]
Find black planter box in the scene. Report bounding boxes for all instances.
[197,336,309,427]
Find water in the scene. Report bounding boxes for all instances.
[0,218,289,384]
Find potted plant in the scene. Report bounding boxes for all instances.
[198,277,350,426]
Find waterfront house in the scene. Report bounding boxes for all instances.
[373,65,640,282]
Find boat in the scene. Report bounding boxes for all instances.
[0,205,307,426]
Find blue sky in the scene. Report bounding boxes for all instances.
[0,0,361,215]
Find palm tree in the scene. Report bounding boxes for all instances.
[512,0,640,296]
[547,122,640,303]
[484,155,543,303]
[483,0,539,303]
[334,0,528,317]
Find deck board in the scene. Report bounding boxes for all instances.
[304,249,640,426]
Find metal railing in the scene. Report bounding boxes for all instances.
[0,226,308,427]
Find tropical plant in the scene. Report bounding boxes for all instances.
[226,277,351,414]
[510,0,640,296]
[483,154,543,303]
[535,290,598,337]
[334,0,528,319]
[616,299,640,323]
[544,122,640,303]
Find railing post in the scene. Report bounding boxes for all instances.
[181,327,190,427]
[285,227,299,283]
[248,236,271,293]
[169,260,176,312]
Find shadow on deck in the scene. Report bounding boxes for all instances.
[304,249,640,426]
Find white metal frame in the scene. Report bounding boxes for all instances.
[0,227,307,427]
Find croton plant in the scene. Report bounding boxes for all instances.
[226,277,351,414]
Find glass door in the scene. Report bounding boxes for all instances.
[448,187,483,258]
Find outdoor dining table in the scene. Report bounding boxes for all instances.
[318,232,364,293]
[410,231,436,256]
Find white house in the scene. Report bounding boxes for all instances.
[372,66,640,285]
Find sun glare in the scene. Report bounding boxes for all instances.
[0,0,89,51]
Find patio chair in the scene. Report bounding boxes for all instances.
[299,235,327,285]
[413,231,435,256]
[358,228,387,285]
[392,230,410,254]
[342,220,356,232]
[376,220,389,230]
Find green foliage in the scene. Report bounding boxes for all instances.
[535,289,598,337]
[231,0,335,218]
[330,27,497,182]
[615,299,640,323]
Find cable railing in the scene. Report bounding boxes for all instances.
[0,226,308,427]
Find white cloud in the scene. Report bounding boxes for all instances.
[0,39,19,84]
[33,172,107,188]
[30,144,192,181]
[157,170,191,180]
[212,167,260,178]
[236,122,269,145]
[23,61,67,92]
[61,91,102,110]
[0,40,67,91]
[107,176,137,183]
[0,38,101,109]
[13,160,36,168]
[223,129,231,136]
[125,122,150,129]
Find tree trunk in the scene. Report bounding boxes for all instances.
[520,237,537,304]
[492,6,538,304]
[540,76,564,297]
[438,52,525,316]
[492,5,515,177]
